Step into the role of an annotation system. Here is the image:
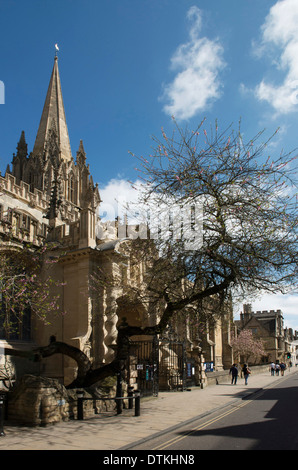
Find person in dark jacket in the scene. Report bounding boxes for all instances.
[229,364,239,384]
[242,363,251,385]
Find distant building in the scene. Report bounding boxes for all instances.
[235,304,298,364]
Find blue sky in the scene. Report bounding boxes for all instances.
[0,0,297,330]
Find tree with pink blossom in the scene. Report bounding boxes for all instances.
[231,329,266,364]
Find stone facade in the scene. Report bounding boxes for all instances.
[200,310,234,371]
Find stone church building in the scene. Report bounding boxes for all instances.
[0,56,233,389]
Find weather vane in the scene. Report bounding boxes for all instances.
[55,43,59,57]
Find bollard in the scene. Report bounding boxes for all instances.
[134,390,141,417]
[128,386,134,410]
[76,390,84,420]
[0,393,5,436]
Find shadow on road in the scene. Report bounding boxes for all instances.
[177,383,298,450]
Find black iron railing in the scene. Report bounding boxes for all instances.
[76,388,141,420]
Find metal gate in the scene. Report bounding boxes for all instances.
[128,337,159,397]
[158,340,186,391]
[128,338,186,396]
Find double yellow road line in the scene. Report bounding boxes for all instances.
[153,398,255,450]
[153,377,291,451]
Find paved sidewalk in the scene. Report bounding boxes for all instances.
[0,369,296,450]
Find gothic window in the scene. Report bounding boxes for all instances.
[13,161,21,183]
[0,252,32,341]
[37,222,48,238]
[20,214,31,232]
[3,207,13,224]
[68,174,76,203]
[0,302,31,341]
[28,172,34,192]
[28,169,40,192]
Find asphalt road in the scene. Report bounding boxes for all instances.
[128,372,298,451]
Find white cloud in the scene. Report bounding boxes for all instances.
[161,6,225,120]
[252,0,298,115]
[98,178,145,223]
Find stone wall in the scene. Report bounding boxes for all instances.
[206,364,269,386]
[7,374,117,426]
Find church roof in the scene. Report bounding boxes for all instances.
[32,56,72,162]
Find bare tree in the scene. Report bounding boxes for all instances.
[129,119,298,304]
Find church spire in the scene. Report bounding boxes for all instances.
[32,55,72,163]
[16,130,28,159]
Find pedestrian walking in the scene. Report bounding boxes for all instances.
[242,363,251,385]
[229,364,238,384]
[280,362,286,376]
[270,362,275,376]
[275,363,280,376]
